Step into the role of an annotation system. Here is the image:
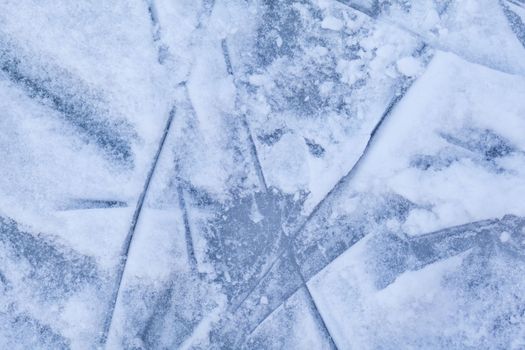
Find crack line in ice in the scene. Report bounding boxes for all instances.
[227,42,434,334]
[335,0,380,17]
[223,28,433,340]
[145,0,169,64]
[99,0,211,340]
[289,251,340,350]
[174,82,202,273]
[100,107,176,346]
[246,215,525,344]
[177,181,199,273]
[146,0,206,277]
[229,66,422,317]
[56,199,128,211]
[221,38,268,192]
[99,3,204,344]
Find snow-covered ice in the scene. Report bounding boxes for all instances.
[1,0,524,349]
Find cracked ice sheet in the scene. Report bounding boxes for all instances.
[149,1,292,297]
[377,0,525,75]
[244,288,333,350]
[103,1,286,345]
[225,0,430,213]
[104,206,226,349]
[304,52,525,348]
[351,51,525,234]
[158,1,261,200]
[309,219,525,349]
[104,70,259,348]
[0,1,173,348]
[103,55,285,345]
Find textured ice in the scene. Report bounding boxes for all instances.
[1,0,524,349]
[309,215,525,349]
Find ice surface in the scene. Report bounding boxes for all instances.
[1,0,524,349]
[309,215,525,349]
[245,288,334,349]
[352,51,525,232]
[0,0,172,347]
[226,0,430,212]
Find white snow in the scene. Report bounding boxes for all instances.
[500,231,511,243]
[396,56,424,76]
[321,16,344,31]
[381,0,525,75]
[1,0,524,348]
[247,288,333,349]
[353,51,525,233]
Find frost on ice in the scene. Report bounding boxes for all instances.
[1,0,525,349]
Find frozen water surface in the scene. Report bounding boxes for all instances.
[0,0,524,349]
